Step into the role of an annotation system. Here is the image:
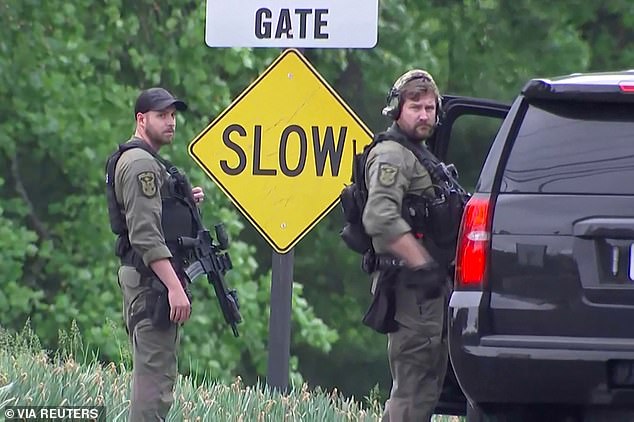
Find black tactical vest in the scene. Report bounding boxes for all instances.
[340,125,467,272]
[340,126,435,255]
[105,139,200,276]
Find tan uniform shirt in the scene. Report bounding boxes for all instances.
[362,140,433,254]
[114,143,172,266]
[362,136,445,333]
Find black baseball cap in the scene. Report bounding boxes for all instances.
[134,87,188,116]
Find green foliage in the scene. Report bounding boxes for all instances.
[0,329,382,421]
[1,0,632,405]
[0,0,334,386]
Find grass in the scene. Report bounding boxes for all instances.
[0,323,462,421]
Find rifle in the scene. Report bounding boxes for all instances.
[179,224,242,337]
[433,162,470,203]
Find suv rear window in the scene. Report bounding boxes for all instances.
[501,100,634,195]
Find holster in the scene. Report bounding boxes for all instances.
[150,277,193,331]
[149,279,171,331]
[127,277,192,333]
[362,269,399,334]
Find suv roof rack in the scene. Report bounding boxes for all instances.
[523,70,634,102]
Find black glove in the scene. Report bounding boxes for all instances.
[401,262,446,300]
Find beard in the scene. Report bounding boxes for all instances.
[145,125,174,147]
[410,123,434,141]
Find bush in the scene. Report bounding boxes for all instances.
[0,323,380,421]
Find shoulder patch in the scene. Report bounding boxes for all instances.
[137,171,157,197]
[378,163,398,186]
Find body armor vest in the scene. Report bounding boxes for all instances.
[105,139,200,277]
[340,126,467,272]
[340,127,435,255]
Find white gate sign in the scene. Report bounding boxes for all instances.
[205,0,379,48]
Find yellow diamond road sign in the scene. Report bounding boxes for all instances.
[189,49,373,253]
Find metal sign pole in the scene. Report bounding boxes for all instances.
[265,93,296,394]
[266,248,294,392]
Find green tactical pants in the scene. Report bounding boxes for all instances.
[381,278,448,422]
[118,266,180,422]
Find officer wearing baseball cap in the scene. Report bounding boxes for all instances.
[362,70,451,421]
[105,87,205,421]
[134,87,187,116]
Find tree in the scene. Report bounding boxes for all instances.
[0,0,335,384]
[2,0,632,401]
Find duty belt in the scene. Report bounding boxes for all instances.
[375,254,406,270]
[362,253,406,273]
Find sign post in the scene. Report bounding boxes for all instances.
[196,0,378,391]
[266,249,294,391]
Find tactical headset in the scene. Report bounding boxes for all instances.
[381,69,442,123]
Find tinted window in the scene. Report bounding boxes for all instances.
[501,101,634,194]
[446,114,504,191]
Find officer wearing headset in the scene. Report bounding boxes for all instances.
[362,69,450,421]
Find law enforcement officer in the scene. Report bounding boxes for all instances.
[105,87,205,421]
[362,70,450,421]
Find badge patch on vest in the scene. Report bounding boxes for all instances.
[137,171,157,197]
[378,163,398,186]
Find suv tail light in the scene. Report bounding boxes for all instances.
[455,193,492,289]
[619,83,634,93]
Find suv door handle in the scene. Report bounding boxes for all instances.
[573,218,634,239]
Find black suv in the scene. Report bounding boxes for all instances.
[433,71,634,420]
